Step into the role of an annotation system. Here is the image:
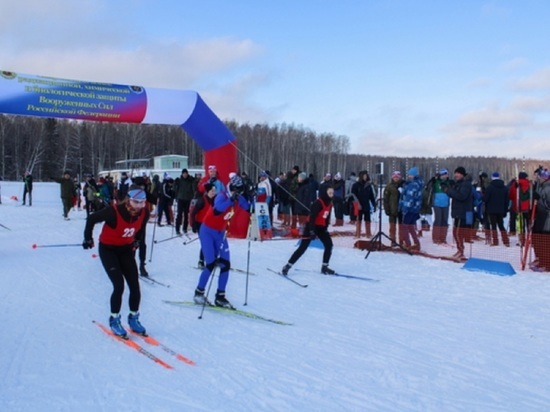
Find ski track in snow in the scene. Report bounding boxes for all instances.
[1,182,550,411]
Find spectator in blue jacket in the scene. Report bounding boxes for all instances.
[399,167,424,251]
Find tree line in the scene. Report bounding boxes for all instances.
[0,113,546,183]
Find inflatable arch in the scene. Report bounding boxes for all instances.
[0,70,249,237]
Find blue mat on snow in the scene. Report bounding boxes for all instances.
[462,257,516,276]
[295,239,324,249]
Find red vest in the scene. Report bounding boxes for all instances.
[204,203,234,231]
[195,194,212,224]
[99,206,145,246]
[314,198,332,226]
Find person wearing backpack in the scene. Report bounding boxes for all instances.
[427,169,452,244]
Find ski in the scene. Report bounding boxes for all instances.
[231,266,257,276]
[323,273,379,282]
[266,268,308,288]
[163,301,293,326]
[294,268,378,282]
[140,275,170,288]
[130,331,196,366]
[93,321,174,370]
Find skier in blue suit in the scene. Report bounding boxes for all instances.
[193,174,251,309]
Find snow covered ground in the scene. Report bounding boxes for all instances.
[1,181,550,412]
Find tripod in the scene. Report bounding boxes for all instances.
[365,173,410,259]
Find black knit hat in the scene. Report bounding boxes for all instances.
[454,167,466,176]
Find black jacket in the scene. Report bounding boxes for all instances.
[484,179,509,215]
[445,175,473,220]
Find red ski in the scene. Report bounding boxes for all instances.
[93,321,174,370]
[130,331,196,366]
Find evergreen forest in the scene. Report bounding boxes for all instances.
[0,114,546,182]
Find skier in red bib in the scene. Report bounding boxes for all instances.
[83,187,150,338]
[281,186,336,275]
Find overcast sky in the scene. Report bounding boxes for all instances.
[1,0,550,159]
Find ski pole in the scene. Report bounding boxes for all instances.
[32,243,82,249]
[0,222,11,231]
[244,202,255,306]
[148,214,157,262]
[153,234,182,244]
[183,236,199,245]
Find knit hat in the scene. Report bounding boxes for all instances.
[229,174,244,191]
[334,172,342,180]
[539,169,550,180]
[298,172,307,179]
[407,167,419,177]
[259,171,268,178]
[325,173,332,178]
[519,172,528,179]
[133,176,145,186]
[391,171,402,178]
[454,167,466,176]
[491,172,500,180]
[439,168,449,176]
[181,168,188,174]
[208,165,216,172]
[128,188,146,201]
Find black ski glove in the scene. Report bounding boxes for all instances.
[230,192,240,202]
[82,239,94,249]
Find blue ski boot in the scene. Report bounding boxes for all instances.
[128,312,147,335]
[109,314,128,338]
